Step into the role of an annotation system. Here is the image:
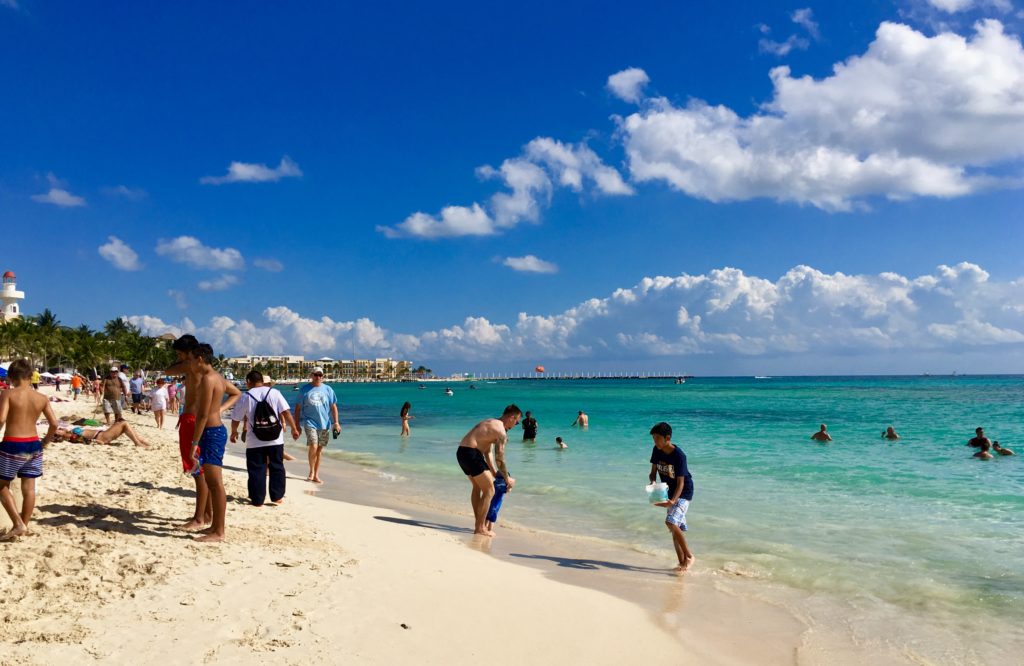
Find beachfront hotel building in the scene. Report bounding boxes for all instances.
[226,354,412,381]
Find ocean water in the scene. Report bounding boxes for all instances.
[290,376,1024,636]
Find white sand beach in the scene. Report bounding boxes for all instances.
[0,390,767,665]
[7,387,1002,665]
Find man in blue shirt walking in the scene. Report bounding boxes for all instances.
[295,366,340,484]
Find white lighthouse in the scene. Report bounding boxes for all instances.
[1,271,24,321]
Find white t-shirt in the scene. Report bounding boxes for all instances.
[150,386,169,411]
[230,385,291,448]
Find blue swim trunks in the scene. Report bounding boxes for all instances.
[197,425,228,469]
[486,475,508,523]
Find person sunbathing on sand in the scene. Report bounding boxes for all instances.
[54,421,150,447]
[0,359,59,541]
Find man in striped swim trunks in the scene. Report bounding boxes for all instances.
[0,359,59,541]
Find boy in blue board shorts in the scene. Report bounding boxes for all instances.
[0,359,59,540]
[647,421,695,572]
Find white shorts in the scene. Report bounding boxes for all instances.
[665,499,689,530]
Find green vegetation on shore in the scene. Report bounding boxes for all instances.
[0,310,176,373]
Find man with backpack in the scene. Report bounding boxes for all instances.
[229,370,300,506]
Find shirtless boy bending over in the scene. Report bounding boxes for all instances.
[0,359,59,540]
[456,404,520,536]
[190,343,241,542]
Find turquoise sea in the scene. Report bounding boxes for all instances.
[291,376,1023,641]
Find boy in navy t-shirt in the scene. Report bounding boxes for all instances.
[648,421,695,572]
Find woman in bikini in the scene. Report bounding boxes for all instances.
[55,421,150,447]
[400,401,414,436]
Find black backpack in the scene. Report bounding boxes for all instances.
[250,388,282,441]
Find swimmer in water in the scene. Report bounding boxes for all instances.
[555,436,567,449]
[993,441,1015,456]
[973,440,994,460]
[882,426,900,440]
[810,424,832,442]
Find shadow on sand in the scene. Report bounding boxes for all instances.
[509,553,675,576]
[125,480,195,499]
[373,515,475,534]
[34,503,191,538]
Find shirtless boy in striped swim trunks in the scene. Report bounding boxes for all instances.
[0,359,59,541]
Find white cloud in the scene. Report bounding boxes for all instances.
[925,0,1012,12]
[524,138,634,195]
[125,263,1024,373]
[759,34,810,56]
[31,174,86,207]
[379,203,496,239]
[98,236,141,271]
[102,185,147,200]
[382,138,630,239]
[168,290,188,309]
[606,67,651,103]
[155,236,244,270]
[621,20,1024,210]
[197,274,240,292]
[929,0,975,10]
[503,255,558,274]
[253,258,284,272]
[791,8,820,40]
[758,8,818,57]
[200,156,302,185]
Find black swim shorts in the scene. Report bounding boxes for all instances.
[456,446,489,477]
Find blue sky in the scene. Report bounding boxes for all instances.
[3,0,1024,374]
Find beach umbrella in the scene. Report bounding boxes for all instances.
[40,371,55,378]
[55,373,73,380]
[0,367,6,378]
[0,361,9,370]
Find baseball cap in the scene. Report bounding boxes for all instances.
[312,366,324,375]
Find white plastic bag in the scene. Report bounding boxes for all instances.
[646,481,669,504]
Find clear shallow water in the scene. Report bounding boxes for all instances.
[290,376,1024,629]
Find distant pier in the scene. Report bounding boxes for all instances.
[425,372,695,382]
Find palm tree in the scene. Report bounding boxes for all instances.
[103,318,131,338]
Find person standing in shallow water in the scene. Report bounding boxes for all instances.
[811,424,832,442]
[647,421,695,572]
[400,402,413,437]
[521,411,538,442]
[456,404,520,536]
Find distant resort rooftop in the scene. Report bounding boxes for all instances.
[225,355,413,381]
